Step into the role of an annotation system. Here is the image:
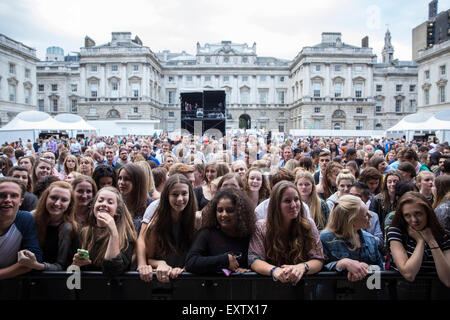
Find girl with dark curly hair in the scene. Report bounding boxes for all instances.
[185,188,256,274]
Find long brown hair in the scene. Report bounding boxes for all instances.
[80,186,137,267]
[118,163,149,218]
[433,175,450,209]
[243,167,271,204]
[295,171,326,230]
[321,162,343,199]
[34,181,77,247]
[391,192,448,242]
[264,181,318,265]
[145,174,198,258]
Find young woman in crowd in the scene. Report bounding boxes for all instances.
[92,165,117,190]
[217,173,244,191]
[117,163,151,234]
[194,162,218,211]
[163,154,177,172]
[369,156,389,176]
[345,160,360,180]
[370,171,403,232]
[385,150,397,165]
[416,171,435,206]
[295,171,330,231]
[7,166,38,212]
[320,195,383,282]
[193,163,205,189]
[358,167,383,197]
[62,155,79,180]
[134,160,156,200]
[316,162,343,200]
[71,186,137,277]
[31,157,53,195]
[387,192,450,288]
[71,175,97,228]
[231,160,247,178]
[248,181,324,284]
[433,176,450,234]
[17,181,77,271]
[142,174,199,283]
[361,151,374,171]
[298,157,315,174]
[243,167,271,209]
[185,188,256,274]
[326,169,356,212]
[78,156,95,177]
[216,162,231,178]
[151,167,167,200]
[18,155,35,174]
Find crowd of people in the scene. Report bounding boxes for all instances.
[0,132,449,296]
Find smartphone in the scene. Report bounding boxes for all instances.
[77,249,90,260]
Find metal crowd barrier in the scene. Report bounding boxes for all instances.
[1,271,449,300]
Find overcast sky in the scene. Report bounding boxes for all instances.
[1,0,449,62]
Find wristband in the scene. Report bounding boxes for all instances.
[270,266,279,281]
[430,247,440,250]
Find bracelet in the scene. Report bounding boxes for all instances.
[430,247,440,250]
[270,266,279,281]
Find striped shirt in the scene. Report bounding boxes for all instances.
[387,226,450,272]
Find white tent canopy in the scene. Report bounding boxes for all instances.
[1,111,65,130]
[386,109,450,142]
[54,113,96,131]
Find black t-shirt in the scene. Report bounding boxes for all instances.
[194,186,210,211]
[185,227,250,274]
[43,225,59,263]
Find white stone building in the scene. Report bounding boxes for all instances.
[32,30,418,134]
[0,34,39,126]
[416,39,450,113]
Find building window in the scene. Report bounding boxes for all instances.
[168,111,174,118]
[186,76,193,82]
[334,123,341,130]
[334,82,342,97]
[376,101,382,112]
[90,65,97,72]
[355,65,362,72]
[168,76,174,82]
[38,99,44,112]
[71,100,77,113]
[133,65,139,71]
[313,82,321,97]
[440,65,446,76]
[9,63,16,74]
[376,84,382,92]
[314,107,321,113]
[278,91,285,104]
[90,83,98,97]
[259,91,267,104]
[280,76,285,82]
[168,90,175,104]
[51,84,58,91]
[396,84,402,91]
[335,65,341,72]
[315,65,321,71]
[223,76,229,82]
[260,76,266,82]
[52,99,58,112]
[395,99,402,112]
[71,84,77,92]
[242,76,248,82]
[409,85,415,92]
[424,89,430,105]
[223,57,229,63]
[356,120,363,130]
[205,57,211,63]
[354,83,362,98]
[132,83,139,97]
[241,89,249,104]
[314,119,321,129]
[132,107,138,114]
[25,68,30,78]
[25,88,31,104]
[38,84,44,92]
[439,85,446,103]
[409,100,415,112]
[204,76,211,82]
[89,108,97,115]
[8,84,16,102]
[278,122,285,132]
[356,107,363,114]
[425,70,430,79]
[242,57,248,63]
[111,82,119,96]
[111,65,118,72]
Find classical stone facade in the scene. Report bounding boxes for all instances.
[31,30,418,133]
[0,34,39,126]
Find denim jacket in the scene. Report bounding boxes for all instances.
[320,229,384,271]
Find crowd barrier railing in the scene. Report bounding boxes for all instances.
[1,271,449,300]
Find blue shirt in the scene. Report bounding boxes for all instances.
[320,229,384,271]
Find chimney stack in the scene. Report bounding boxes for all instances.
[361,36,369,48]
[429,0,438,20]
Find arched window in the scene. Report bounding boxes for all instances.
[106,109,120,118]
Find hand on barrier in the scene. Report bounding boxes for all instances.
[137,265,153,282]
[346,261,369,282]
[156,263,172,283]
[72,253,92,267]
[169,267,185,279]
[280,264,306,284]
[17,250,41,270]
[228,254,239,271]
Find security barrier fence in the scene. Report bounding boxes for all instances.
[1,271,449,300]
